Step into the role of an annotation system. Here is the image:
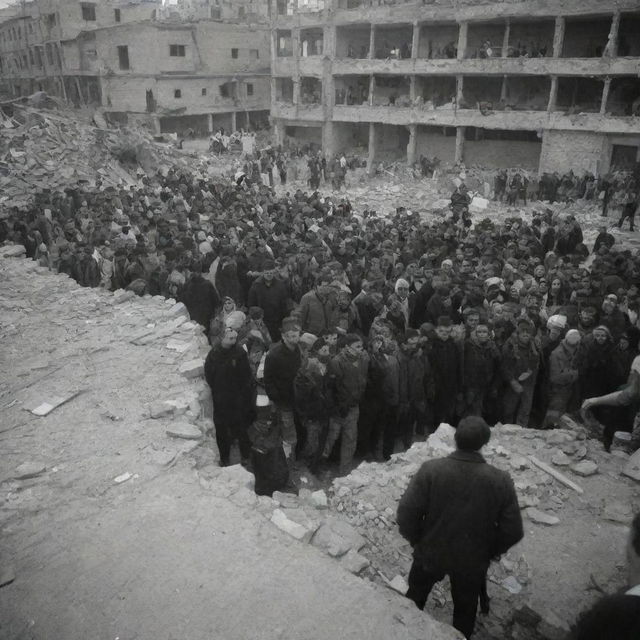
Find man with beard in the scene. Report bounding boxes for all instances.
[204,326,256,467]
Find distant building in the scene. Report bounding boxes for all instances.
[0,0,271,135]
[269,0,640,174]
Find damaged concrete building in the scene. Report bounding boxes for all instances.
[0,0,271,135]
[270,0,640,174]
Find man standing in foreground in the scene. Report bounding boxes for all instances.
[397,416,524,638]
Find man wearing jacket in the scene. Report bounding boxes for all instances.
[298,270,335,336]
[322,334,368,475]
[397,416,523,639]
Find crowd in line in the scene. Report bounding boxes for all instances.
[2,159,640,479]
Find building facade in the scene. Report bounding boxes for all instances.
[0,0,271,135]
[269,0,640,174]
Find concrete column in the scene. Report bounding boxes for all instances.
[323,120,335,157]
[367,122,376,175]
[270,76,277,105]
[500,75,508,101]
[369,24,375,59]
[207,113,213,133]
[455,126,465,164]
[324,25,336,57]
[410,75,416,102]
[153,116,162,135]
[604,12,621,57]
[552,17,565,58]
[547,75,558,113]
[293,27,301,61]
[456,75,464,107]
[407,124,417,165]
[456,22,468,60]
[273,120,285,145]
[502,19,510,58]
[412,21,420,59]
[368,75,375,106]
[600,77,612,114]
[231,111,237,132]
[293,79,300,105]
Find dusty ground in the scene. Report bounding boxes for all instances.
[0,255,460,640]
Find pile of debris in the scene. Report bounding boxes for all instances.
[0,98,193,208]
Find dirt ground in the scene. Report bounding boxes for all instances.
[0,255,460,640]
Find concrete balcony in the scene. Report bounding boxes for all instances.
[331,56,640,77]
[298,56,324,77]
[272,101,324,121]
[272,57,297,76]
[331,104,640,134]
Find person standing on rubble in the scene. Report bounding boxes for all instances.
[397,416,524,639]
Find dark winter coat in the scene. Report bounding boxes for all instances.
[428,337,461,398]
[294,361,332,420]
[204,344,255,426]
[247,277,290,340]
[180,274,220,330]
[397,450,523,574]
[463,337,500,392]
[263,341,301,409]
[299,289,334,336]
[501,333,539,386]
[328,349,368,415]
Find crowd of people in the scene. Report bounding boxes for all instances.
[2,157,640,478]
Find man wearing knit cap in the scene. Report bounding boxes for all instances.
[398,416,523,638]
[322,333,368,475]
[544,329,581,428]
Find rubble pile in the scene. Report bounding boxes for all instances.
[0,103,193,208]
[191,416,640,640]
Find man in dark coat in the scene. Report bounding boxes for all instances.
[248,259,290,342]
[427,316,461,426]
[180,260,220,334]
[204,327,256,467]
[397,416,523,639]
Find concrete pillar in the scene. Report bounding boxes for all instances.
[604,12,621,57]
[552,17,565,58]
[293,28,301,60]
[270,76,277,105]
[369,24,375,59]
[600,77,611,114]
[410,75,416,102]
[153,116,162,135]
[273,120,285,145]
[367,122,376,175]
[500,75,508,101]
[324,25,336,57]
[547,76,558,113]
[407,124,417,165]
[368,75,375,106]
[502,19,510,58]
[293,79,300,105]
[455,126,465,164]
[231,111,237,132]
[323,120,335,157]
[456,75,464,107]
[456,22,468,60]
[412,21,420,59]
[207,113,213,133]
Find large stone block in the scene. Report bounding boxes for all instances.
[179,359,204,379]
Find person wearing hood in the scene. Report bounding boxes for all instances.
[544,329,581,428]
[462,324,500,418]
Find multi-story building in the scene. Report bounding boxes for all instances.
[158,0,269,23]
[269,0,640,174]
[0,0,271,135]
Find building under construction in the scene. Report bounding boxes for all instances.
[269,0,640,174]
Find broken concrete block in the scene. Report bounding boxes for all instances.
[148,401,175,419]
[0,244,27,258]
[603,501,633,524]
[501,576,523,594]
[340,549,370,575]
[469,196,489,211]
[526,508,560,526]
[167,302,189,319]
[311,518,366,557]
[14,462,46,480]
[272,491,300,509]
[114,472,133,484]
[537,609,571,640]
[510,456,530,470]
[551,451,571,466]
[495,423,523,436]
[218,464,254,490]
[229,487,258,508]
[623,449,640,482]
[310,490,328,509]
[571,460,598,477]
[388,575,409,595]
[165,422,202,440]
[113,289,136,304]
[546,431,573,445]
[179,359,204,379]
[166,339,192,353]
[271,509,312,542]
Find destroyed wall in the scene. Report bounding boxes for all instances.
[465,130,542,170]
[415,126,456,163]
[538,130,606,174]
